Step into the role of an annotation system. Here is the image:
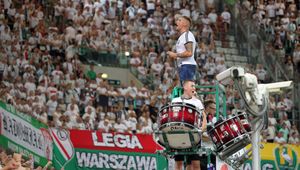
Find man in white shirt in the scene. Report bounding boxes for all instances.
[151,57,163,76]
[267,111,277,143]
[255,64,267,83]
[167,15,197,85]
[98,118,113,132]
[114,118,128,133]
[265,1,276,19]
[288,132,300,145]
[274,131,286,144]
[171,80,207,170]
[203,57,216,81]
[46,95,58,121]
[221,7,231,33]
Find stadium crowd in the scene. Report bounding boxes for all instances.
[239,0,300,80]
[0,0,299,169]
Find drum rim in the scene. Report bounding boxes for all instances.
[158,102,201,114]
[207,113,250,132]
[159,122,200,131]
[215,133,251,151]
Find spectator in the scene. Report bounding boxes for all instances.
[203,56,216,81]
[221,7,231,33]
[267,110,277,143]
[208,9,219,32]
[279,123,290,142]
[150,57,163,76]
[274,131,286,144]
[255,64,268,83]
[288,132,299,144]
[114,118,128,133]
[98,117,113,132]
[290,125,300,136]
[46,95,58,121]
[86,65,96,81]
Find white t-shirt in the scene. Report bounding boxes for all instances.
[151,62,163,74]
[274,136,286,144]
[221,11,231,23]
[114,122,128,133]
[126,117,137,130]
[98,121,112,132]
[146,0,155,10]
[267,126,276,140]
[208,13,218,23]
[256,68,267,81]
[204,62,216,76]
[288,136,299,144]
[172,97,204,111]
[46,100,58,116]
[176,31,197,66]
[265,4,276,18]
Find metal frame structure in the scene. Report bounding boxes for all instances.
[156,83,227,169]
[171,82,227,119]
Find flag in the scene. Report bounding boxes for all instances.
[50,128,74,169]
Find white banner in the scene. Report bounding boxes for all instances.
[0,107,52,160]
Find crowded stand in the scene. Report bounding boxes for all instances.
[0,0,300,169]
[239,0,300,79]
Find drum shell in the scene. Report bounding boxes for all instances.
[158,102,201,128]
[157,102,202,149]
[208,112,252,154]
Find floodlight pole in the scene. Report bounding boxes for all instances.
[251,117,263,170]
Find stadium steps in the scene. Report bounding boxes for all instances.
[215,35,249,67]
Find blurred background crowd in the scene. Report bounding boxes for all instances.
[0,0,300,169]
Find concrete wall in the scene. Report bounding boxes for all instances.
[83,65,143,88]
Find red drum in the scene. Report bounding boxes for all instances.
[208,112,252,159]
[157,102,202,149]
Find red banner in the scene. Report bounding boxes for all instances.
[70,130,164,153]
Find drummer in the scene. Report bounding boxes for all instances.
[172,80,207,170]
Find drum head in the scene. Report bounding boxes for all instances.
[158,122,201,149]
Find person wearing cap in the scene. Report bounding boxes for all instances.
[167,15,197,86]
[171,80,207,170]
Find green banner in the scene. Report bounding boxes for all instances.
[64,149,167,170]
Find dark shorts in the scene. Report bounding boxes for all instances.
[179,64,196,82]
[200,154,216,169]
[174,154,201,164]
